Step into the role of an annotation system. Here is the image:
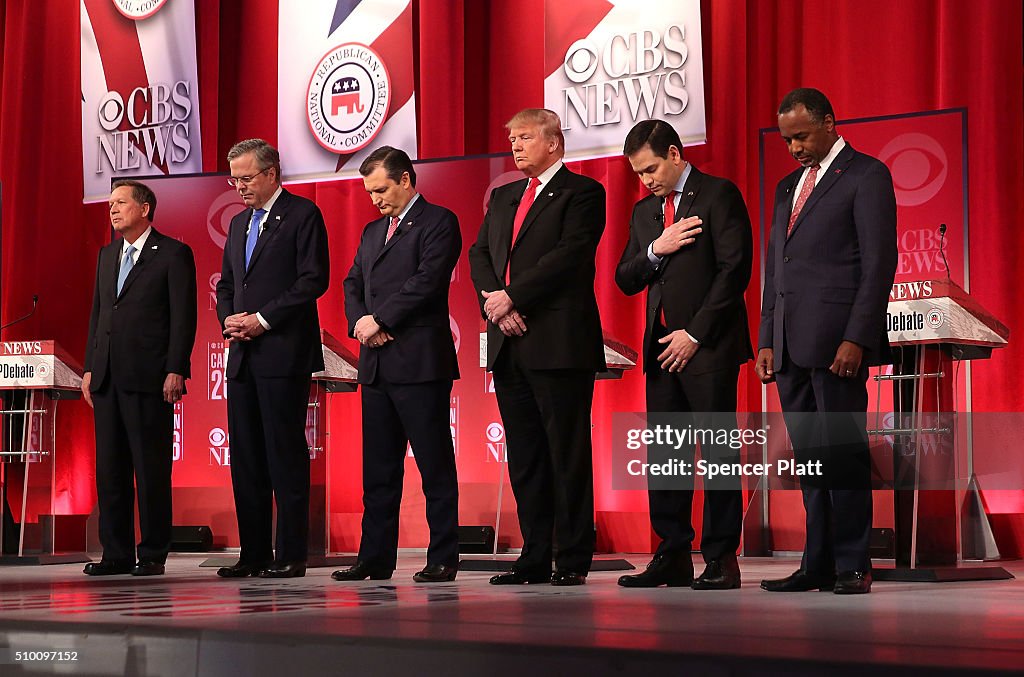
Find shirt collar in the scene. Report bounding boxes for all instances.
[394,192,420,222]
[122,225,152,256]
[672,162,693,195]
[256,185,284,215]
[534,160,564,190]
[814,136,846,174]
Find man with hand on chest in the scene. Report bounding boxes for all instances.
[615,119,753,590]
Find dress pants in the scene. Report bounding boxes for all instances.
[92,379,173,564]
[357,378,459,569]
[775,348,872,574]
[492,343,596,574]
[227,361,311,564]
[645,357,742,562]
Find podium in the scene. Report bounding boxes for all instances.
[0,340,89,565]
[307,330,358,567]
[872,279,1013,581]
[460,330,639,572]
[200,330,359,569]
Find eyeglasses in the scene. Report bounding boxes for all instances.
[227,166,271,187]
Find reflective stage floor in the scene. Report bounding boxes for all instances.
[0,554,1021,676]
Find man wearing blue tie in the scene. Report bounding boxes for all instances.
[216,139,330,579]
[82,180,197,577]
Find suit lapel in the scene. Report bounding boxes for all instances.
[116,228,168,299]
[244,190,288,276]
[375,195,426,265]
[787,144,856,239]
[676,166,703,218]
[511,165,569,249]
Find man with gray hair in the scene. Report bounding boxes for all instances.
[469,108,606,586]
[215,138,330,578]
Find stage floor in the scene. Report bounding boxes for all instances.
[0,554,1021,676]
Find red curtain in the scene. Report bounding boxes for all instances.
[1,0,1021,539]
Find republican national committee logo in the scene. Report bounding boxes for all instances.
[306,43,391,154]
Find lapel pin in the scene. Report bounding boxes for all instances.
[834,169,843,174]
[151,245,158,249]
[687,191,695,197]
[276,215,281,220]
[547,192,554,197]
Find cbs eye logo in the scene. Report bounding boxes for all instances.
[486,422,505,443]
[878,133,948,207]
[209,427,228,446]
[207,191,246,249]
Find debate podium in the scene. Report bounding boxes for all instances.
[201,330,359,569]
[0,340,89,565]
[872,279,1013,581]
[459,330,639,572]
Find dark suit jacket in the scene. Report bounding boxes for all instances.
[343,196,461,385]
[84,227,197,393]
[615,166,753,375]
[468,165,605,371]
[216,189,330,379]
[759,144,898,370]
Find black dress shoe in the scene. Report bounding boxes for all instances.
[413,564,458,582]
[131,561,165,576]
[834,570,872,595]
[331,561,393,581]
[760,568,836,592]
[550,571,587,586]
[260,562,307,578]
[83,560,134,576]
[489,569,551,585]
[217,562,269,578]
[618,553,694,588]
[692,556,741,590]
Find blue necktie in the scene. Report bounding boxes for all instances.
[245,208,267,268]
[116,244,136,296]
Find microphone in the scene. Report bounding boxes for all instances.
[0,294,38,331]
[938,223,951,282]
[654,212,664,223]
[509,198,520,208]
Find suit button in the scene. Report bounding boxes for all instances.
[778,292,784,297]
[784,256,791,263]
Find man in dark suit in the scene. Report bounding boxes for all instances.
[333,146,461,583]
[469,108,606,586]
[615,120,753,590]
[216,139,330,579]
[82,179,197,577]
[756,88,897,595]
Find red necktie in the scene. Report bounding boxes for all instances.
[657,191,678,326]
[787,164,820,237]
[506,177,541,284]
[385,216,399,244]
[663,190,677,229]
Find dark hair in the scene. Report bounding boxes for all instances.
[778,88,835,124]
[226,138,282,182]
[111,179,157,221]
[359,146,416,187]
[622,119,684,159]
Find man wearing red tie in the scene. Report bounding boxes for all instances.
[756,88,897,595]
[334,146,462,583]
[615,120,753,590]
[469,108,606,586]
